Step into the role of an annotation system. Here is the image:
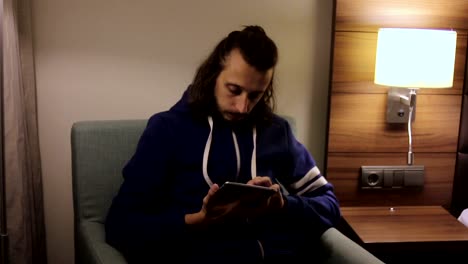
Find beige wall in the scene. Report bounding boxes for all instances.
[31,0,334,263]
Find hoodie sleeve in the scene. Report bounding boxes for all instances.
[105,114,187,260]
[278,120,341,236]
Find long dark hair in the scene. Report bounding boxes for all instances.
[188,25,278,123]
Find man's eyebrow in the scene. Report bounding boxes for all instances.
[226,81,267,94]
[226,82,243,89]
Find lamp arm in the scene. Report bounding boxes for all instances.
[407,89,417,165]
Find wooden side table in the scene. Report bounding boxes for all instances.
[339,206,468,263]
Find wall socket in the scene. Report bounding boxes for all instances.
[360,165,425,189]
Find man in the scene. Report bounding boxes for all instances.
[105,25,341,263]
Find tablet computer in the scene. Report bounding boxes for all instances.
[210,181,277,205]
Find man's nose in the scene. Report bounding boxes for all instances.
[235,95,250,113]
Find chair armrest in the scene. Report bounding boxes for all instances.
[318,227,384,264]
[75,221,127,264]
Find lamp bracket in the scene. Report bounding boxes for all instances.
[386,87,417,123]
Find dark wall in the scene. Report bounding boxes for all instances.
[451,46,468,218]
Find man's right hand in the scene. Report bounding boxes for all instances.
[185,184,245,226]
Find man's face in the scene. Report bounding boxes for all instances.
[214,49,274,122]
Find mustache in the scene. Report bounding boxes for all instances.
[227,112,248,119]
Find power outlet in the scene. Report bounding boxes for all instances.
[360,165,424,189]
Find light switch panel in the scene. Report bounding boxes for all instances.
[361,165,424,190]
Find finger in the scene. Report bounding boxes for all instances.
[248,176,272,187]
[208,184,220,196]
[204,184,220,206]
[268,187,285,209]
[207,200,241,219]
[270,183,281,192]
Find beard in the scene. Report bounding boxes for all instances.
[222,111,249,122]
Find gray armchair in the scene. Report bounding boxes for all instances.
[71,119,384,264]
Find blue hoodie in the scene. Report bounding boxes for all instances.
[105,89,341,263]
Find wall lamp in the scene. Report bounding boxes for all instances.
[374,28,457,165]
[361,28,457,190]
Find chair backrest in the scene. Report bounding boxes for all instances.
[71,119,148,224]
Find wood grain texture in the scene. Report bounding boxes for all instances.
[335,0,468,33]
[340,206,468,243]
[326,153,456,206]
[328,94,461,152]
[326,0,467,207]
[331,32,467,94]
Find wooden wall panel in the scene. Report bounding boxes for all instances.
[327,153,456,206]
[326,0,468,207]
[335,0,468,34]
[332,33,467,94]
[328,94,461,153]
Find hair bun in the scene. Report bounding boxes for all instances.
[242,25,266,35]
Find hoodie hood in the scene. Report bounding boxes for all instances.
[169,88,192,114]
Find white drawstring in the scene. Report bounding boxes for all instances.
[251,127,257,182]
[202,116,256,187]
[231,131,241,180]
[202,117,215,186]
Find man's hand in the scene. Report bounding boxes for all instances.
[185,177,286,227]
[247,176,285,213]
[185,184,243,226]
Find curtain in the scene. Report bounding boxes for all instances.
[3,0,47,263]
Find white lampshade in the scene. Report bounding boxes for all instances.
[374,28,457,88]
